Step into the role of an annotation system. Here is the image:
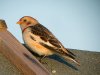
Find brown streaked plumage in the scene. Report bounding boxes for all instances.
[17,16,80,66]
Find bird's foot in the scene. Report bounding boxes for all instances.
[39,55,47,64]
[39,59,48,64]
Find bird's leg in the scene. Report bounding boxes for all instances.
[39,55,47,64]
[39,55,46,62]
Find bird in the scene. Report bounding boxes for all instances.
[17,16,80,66]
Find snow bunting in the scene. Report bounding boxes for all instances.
[17,16,80,65]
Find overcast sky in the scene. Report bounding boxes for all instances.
[0,0,100,52]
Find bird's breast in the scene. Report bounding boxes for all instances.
[22,30,53,56]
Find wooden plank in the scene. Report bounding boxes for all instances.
[0,20,51,75]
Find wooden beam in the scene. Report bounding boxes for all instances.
[0,20,51,75]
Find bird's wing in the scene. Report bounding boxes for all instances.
[29,24,69,54]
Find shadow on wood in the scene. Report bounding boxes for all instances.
[48,55,78,70]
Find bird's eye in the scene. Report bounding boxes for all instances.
[23,19,27,22]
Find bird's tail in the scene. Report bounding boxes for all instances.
[61,53,80,66]
[65,48,76,57]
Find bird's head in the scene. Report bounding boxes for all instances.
[17,16,39,28]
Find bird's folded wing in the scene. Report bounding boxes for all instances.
[29,24,69,54]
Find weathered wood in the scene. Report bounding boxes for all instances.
[0,20,51,75]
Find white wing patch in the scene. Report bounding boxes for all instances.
[30,33,54,47]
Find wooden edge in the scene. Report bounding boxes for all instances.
[0,20,51,75]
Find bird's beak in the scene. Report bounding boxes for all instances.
[16,21,21,25]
